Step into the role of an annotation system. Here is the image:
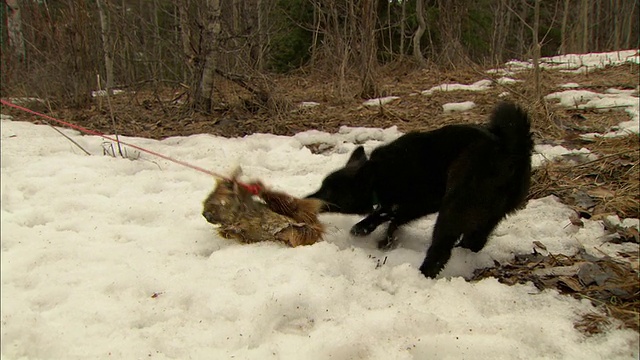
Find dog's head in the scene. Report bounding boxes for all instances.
[305,146,375,214]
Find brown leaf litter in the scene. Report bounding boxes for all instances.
[472,247,639,335]
[529,135,639,220]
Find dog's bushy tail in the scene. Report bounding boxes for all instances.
[488,102,533,156]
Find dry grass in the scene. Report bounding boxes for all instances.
[530,135,640,219]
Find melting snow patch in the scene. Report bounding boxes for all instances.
[7,97,45,105]
[294,126,403,154]
[91,89,125,97]
[496,77,521,84]
[362,96,400,107]
[546,88,639,137]
[422,80,492,95]
[560,83,580,88]
[492,49,639,74]
[532,145,597,168]
[299,101,320,108]
[443,101,476,113]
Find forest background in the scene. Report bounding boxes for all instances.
[2,0,638,121]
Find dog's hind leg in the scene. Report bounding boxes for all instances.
[350,205,393,236]
[418,207,465,278]
[457,216,503,252]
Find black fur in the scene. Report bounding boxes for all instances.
[306,102,533,278]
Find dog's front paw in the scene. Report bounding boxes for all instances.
[350,223,375,236]
[418,260,443,278]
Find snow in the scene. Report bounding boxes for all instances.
[91,89,125,97]
[498,49,639,73]
[531,145,597,167]
[363,96,400,107]
[2,116,639,359]
[442,101,476,113]
[496,77,521,85]
[299,101,320,109]
[545,88,639,138]
[560,82,581,89]
[421,80,492,95]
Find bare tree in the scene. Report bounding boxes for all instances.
[400,0,407,56]
[581,0,589,52]
[491,0,513,63]
[194,0,222,112]
[96,0,114,93]
[622,0,637,49]
[436,0,467,67]
[560,0,570,54]
[532,0,541,100]
[5,0,26,63]
[413,0,427,66]
[359,0,379,98]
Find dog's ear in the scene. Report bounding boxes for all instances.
[346,146,367,167]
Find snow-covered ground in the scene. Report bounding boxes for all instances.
[2,115,638,359]
[490,49,639,74]
[362,49,639,138]
[2,49,639,359]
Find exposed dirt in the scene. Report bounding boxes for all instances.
[3,63,636,140]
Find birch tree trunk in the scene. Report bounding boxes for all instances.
[96,0,114,93]
[194,0,222,113]
[5,0,26,64]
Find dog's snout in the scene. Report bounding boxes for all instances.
[202,211,215,223]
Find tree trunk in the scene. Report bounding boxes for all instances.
[612,0,621,50]
[532,0,541,101]
[623,0,636,49]
[5,0,26,63]
[491,0,512,64]
[400,0,406,55]
[178,0,193,84]
[358,0,378,99]
[310,1,321,66]
[413,0,427,66]
[581,0,589,52]
[437,0,467,67]
[560,0,570,54]
[256,0,265,70]
[194,0,222,113]
[96,0,114,93]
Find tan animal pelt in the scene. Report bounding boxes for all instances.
[202,173,324,247]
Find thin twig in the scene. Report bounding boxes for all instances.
[104,88,124,157]
[43,100,91,156]
[47,122,92,156]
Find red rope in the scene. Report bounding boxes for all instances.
[0,98,261,195]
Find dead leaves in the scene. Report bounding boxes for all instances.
[472,247,639,335]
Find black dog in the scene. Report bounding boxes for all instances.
[306,102,533,278]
